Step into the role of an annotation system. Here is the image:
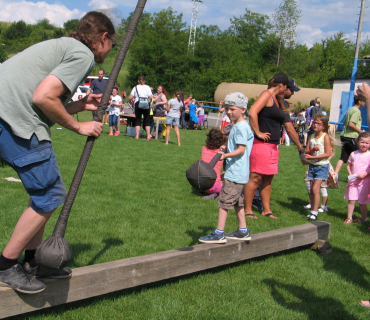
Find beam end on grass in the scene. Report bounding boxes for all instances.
[0,221,330,319]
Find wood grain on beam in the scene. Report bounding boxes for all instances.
[0,221,330,319]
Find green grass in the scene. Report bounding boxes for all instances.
[1,113,370,319]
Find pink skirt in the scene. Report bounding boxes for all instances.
[345,178,370,204]
[250,139,279,175]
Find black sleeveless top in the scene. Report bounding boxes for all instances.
[255,98,286,145]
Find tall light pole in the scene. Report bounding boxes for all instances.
[188,0,203,55]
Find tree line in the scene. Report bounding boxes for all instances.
[120,5,370,101]
[1,1,370,103]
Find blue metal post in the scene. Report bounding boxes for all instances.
[348,58,358,111]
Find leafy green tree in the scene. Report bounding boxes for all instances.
[0,44,8,63]
[36,18,55,30]
[125,7,188,91]
[53,28,65,38]
[4,20,32,40]
[273,0,301,66]
[63,19,79,32]
[229,9,272,57]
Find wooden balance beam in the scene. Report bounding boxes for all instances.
[0,222,330,318]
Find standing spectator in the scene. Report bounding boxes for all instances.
[334,94,366,175]
[280,78,301,147]
[343,132,370,224]
[108,86,123,136]
[182,94,192,129]
[164,91,183,146]
[122,90,126,104]
[304,100,315,145]
[304,114,334,221]
[355,82,370,307]
[199,92,253,243]
[129,75,153,140]
[306,97,323,142]
[189,99,198,130]
[244,72,291,219]
[0,11,114,294]
[246,76,304,219]
[219,100,231,130]
[152,85,168,137]
[87,69,108,123]
[197,102,205,127]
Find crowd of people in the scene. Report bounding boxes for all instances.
[197,78,370,227]
[0,9,370,310]
[89,77,210,146]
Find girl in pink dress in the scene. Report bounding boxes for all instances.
[201,128,227,199]
[343,132,370,224]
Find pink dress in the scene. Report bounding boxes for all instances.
[201,146,223,194]
[344,150,370,204]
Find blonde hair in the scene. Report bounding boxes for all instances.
[314,114,340,155]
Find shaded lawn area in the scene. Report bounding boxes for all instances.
[1,111,369,319]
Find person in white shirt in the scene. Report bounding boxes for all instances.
[108,87,123,136]
[129,75,153,140]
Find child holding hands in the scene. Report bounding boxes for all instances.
[199,92,254,243]
[304,114,335,221]
[343,131,370,224]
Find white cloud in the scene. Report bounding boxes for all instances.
[0,0,365,48]
[88,0,116,10]
[0,0,82,27]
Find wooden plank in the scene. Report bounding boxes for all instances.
[0,222,330,319]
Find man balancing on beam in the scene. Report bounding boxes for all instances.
[0,12,115,294]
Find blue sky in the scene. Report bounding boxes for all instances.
[0,0,368,48]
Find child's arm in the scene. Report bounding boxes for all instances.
[219,144,246,160]
[306,145,320,155]
[305,134,331,160]
[347,162,352,175]
[357,171,370,179]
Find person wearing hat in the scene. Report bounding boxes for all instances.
[199,92,254,243]
[244,72,304,219]
[251,78,304,211]
[334,94,366,175]
[280,78,303,147]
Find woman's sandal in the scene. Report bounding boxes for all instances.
[343,219,353,225]
[262,213,277,219]
[246,213,258,219]
[353,217,369,223]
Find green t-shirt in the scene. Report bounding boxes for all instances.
[341,106,362,139]
[0,37,95,141]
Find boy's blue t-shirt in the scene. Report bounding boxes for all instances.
[224,120,254,184]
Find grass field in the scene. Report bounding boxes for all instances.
[1,113,370,319]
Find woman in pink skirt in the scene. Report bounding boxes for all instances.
[244,73,290,219]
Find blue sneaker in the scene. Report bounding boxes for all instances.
[199,230,227,244]
[225,229,251,241]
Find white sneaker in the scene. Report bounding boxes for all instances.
[318,208,324,213]
[320,206,328,213]
[303,204,311,210]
